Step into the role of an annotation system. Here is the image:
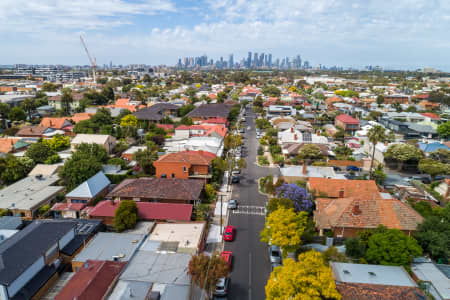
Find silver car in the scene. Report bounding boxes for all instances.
[269,245,282,264]
[228,199,238,209]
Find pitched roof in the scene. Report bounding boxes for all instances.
[16,126,51,137]
[336,283,426,300]
[0,220,75,285]
[315,197,423,231]
[55,260,126,300]
[133,103,179,121]
[88,200,192,221]
[0,138,19,153]
[66,171,111,199]
[309,178,380,198]
[49,93,84,102]
[155,150,215,165]
[71,113,94,123]
[336,114,360,124]
[39,117,72,129]
[156,124,174,130]
[107,178,204,201]
[115,98,130,106]
[420,112,440,120]
[187,103,232,118]
[51,202,86,212]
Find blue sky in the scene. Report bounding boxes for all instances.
[1,0,450,70]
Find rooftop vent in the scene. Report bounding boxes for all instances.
[368,271,376,276]
[343,270,350,274]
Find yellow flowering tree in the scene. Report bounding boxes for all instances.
[266,250,341,300]
[289,86,297,93]
[260,207,308,255]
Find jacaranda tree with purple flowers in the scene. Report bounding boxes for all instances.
[276,183,313,212]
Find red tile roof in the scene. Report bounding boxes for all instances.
[115,98,130,106]
[336,283,425,300]
[39,117,71,129]
[55,260,126,300]
[314,197,423,231]
[309,178,379,199]
[156,124,174,130]
[200,117,228,125]
[420,112,440,120]
[0,138,19,153]
[51,202,86,212]
[156,150,215,165]
[336,114,360,125]
[88,200,192,221]
[71,113,94,123]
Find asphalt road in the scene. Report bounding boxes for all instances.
[224,111,280,300]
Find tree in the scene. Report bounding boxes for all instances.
[345,237,366,259]
[114,200,138,232]
[72,143,108,163]
[371,164,387,185]
[367,125,386,179]
[211,157,227,184]
[323,246,347,264]
[61,88,73,115]
[437,121,450,139]
[365,228,422,267]
[0,103,10,128]
[430,149,450,164]
[217,91,227,103]
[297,144,323,160]
[276,183,313,212]
[262,86,281,97]
[266,197,294,215]
[178,104,195,117]
[120,114,137,127]
[260,207,308,255]
[133,146,158,175]
[204,184,216,203]
[265,250,341,300]
[224,134,242,150]
[188,252,229,299]
[8,107,26,121]
[237,158,246,170]
[418,158,450,180]
[101,85,115,102]
[20,98,36,120]
[25,141,56,163]
[41,82,59,92]
[42,134,70,151]
[0,155,34,185]
[384,143,423,171]
[415,203,450,262]
[59,157,102,191]
[334,145,353,160]
[376,95,385,105]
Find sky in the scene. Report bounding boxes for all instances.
[1,0,450,70]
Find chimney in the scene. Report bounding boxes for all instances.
[290,127,294,133]
[302,162,307,175]
[294,134,297,140]
[352,204,362,215]
[339,188,345,198]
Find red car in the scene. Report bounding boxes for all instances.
[223,225,235,241]
[221,251,233,269]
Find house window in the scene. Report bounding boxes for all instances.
[183,166,187,173]
[161,174,167,178]
[172,173,175,178]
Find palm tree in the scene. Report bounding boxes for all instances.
[368,125,387,180]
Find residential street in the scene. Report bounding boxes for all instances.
[224,111,280,300]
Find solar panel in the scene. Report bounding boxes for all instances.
[302,132,312,142]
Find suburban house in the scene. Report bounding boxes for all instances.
[335,114,360,133]
[153,150,216,179]
[411,258,450,300]
[121,145,146,161]
[69,112,94,123]
[16,126,55,138]
[87,200,193,226]
[0,138,29,154]
[280,165,344,182]
[54,260,126,300]
[39,117,73,131]
[186,103,232,122]
[0,175,64,219]
[331,262,425,300]
[164,136,225,157]
[71,134,117,154]
[134,103,179,122]
[48,93,84,111]
[106,178,205,204]
[173,124,227,140]
[0,220,76,300]
[51,171,111,219]
[267,105,296,118]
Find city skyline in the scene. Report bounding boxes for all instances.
[1,1,450,71]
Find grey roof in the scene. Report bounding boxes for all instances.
[280,165,336,178]
[0,220,76,285]
[331,262,417,287]
[407,122,436,134]
[411,262,450,299]
[134,103,178,121]
[0,216,22,230]
[66,171,110,199]
[109,281,189,300]
[186,103,232,118]
[72,232,144,263]
[437,264,450,279]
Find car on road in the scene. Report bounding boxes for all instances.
[231,169,240,176]
[346,166,361,172]
[228,199,238,209]
[256,133,261,139]
[223,225,235,241]
[269,245,282,264]
[231,176,240,184]
[240,128,245,133]
[221,251,233,269]
[214,277,230,296]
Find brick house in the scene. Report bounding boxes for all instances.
[384,95,410,104]
[153,150,216,179]
[335,114,360,133]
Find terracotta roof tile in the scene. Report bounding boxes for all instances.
[336,114,360,124]
[16,126,49,137]
[39,117,71,129]
[71,113,94,123]
[156,150,215,165]
[309,178,379,199]
[336,283,426,300]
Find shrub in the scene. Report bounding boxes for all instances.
[114,200,138,232]
[205,184,216,203]
[44,154,61,164]
[257,146,264,156]
[258,155,269,166]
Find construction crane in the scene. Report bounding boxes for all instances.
[80,36,96,84]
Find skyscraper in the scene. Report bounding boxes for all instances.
[229,54,234,69]
[247,52,252,68]
[259,53,264,67]
[268,54,272,67]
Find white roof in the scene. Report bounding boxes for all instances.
[412,262,450,299]
[72,134,112,144]
[28,164,60,177]
[280,165,337,179]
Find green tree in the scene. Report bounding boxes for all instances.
[72,143,109,163]
[133,146,158,175]
[114,200,138,232]
[297,144,323,161]
[217,91,228,103]
[25,141,56,163]
[178,104,195,117]
[345,237,366,259]
[266,197,295,215]
[41,82,59,92]
[101,85,115,102]
[323,246,347,264]
[42,134,70,151]
[0,155,34,184]
[365,228,422,267]
[367,125,386,179]
[0,103,10,128]
[384,143,423,171]
[8,107,26,121]
[262,86,281,97]
[418,158,450,180]
[265,250,341,300]
[437,121,450,139]
[204,184,216,203]
[59,157,102,191]
[188,252,229,299]
[376,95,385,105]
[430,149,450,164]
[372,164,387,185]
[61,88,73,115]
[260,207,308,255]
[20,98,36,120]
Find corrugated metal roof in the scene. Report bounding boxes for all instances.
[66,171,110,198]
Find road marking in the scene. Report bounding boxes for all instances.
[249,252,252,300]
[232,205,265,216]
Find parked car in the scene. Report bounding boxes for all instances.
[228,199,238,209]
[232,176,240,184]
[346,166,361,172]
[240,128,245,133]
[269,245,282,264]
[231,170,240,176]
[271,262,282,271]
[332,166,342,172]
[223,225,236,241]
[214,277,230,296]
[221,251,233,269]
